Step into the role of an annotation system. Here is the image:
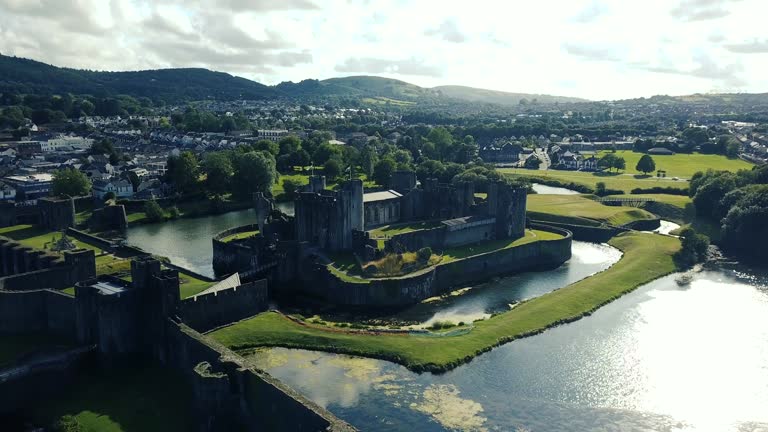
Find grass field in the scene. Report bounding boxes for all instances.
[501,152,752,194]
[211,232,680,372]
[368,220,443,237]
[502,168,690,193]
[30,365,192,432]
[220,230,259,243]
[179,273,216,298]
[527,194,657,226]
[441,229,561,262]
[596,150,753,178]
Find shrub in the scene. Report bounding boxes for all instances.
[168,206,180,219]
[54,415,82,432]
[428,320,456,330]
[673,228,710,268]
[631,186,689,195]
[416,247,432,262]
[144,200,164,222]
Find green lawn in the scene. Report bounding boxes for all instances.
[30,365,192,432]
[220,230,259,243]
[527,194,657,226]
[368,220,443,237]
[501,152,752,194]
[327,229,563,281]
[596,150,753,179]
[502,169,690,193]
[441,229,561,262]
[0,333,73,368]
[179,274,216,299]
[211,232,681,372]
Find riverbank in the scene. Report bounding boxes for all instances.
[211,231,681,373]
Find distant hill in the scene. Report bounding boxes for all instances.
[0,54,583,105]
[432,85,586,105]
[0,54,277,101]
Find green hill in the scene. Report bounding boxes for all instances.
[0,54,278,101]
[433,85,586,105]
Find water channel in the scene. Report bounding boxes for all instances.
[249,265,768,432]
[124,187,768,431]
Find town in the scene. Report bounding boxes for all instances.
[2,45,768,432]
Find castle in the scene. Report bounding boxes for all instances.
[210,172,559,308]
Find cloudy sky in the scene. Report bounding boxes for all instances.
[1,0,767,100]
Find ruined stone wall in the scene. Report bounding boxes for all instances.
[0,289,76,337]
[0,244,94,291]
[0,237,62,277]
[89,205,128,231]
[180,279,269,332]
[164,321,354,431]
[212,224,261,276]
[386,226,447,253]
[307,225,572,307]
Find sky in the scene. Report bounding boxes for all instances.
[1,0,767,100]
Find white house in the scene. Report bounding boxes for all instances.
[41,135,94,153]
[92,179,133,199]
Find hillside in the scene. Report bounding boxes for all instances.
[433,85,586,105]
[1,55,589,106]
[0,55,277,101]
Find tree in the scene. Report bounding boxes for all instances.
[313,143,343,165]
[635,154,656,175]
[253,140,279,156]
[52,168,90,197]
[90,138,114,155]
[204,152,234,194]
[595,182,607,196]
[278,135,301,155]
[692,172,738,219]
[282,178,302,201]
[323,158,343,180]
[360,145,378,177]
[167,151,199,194]
[232,151,277,196]
[373,158,397,187]
[144,200,165,222]
[674,228,710,268]
[599,153,625,172]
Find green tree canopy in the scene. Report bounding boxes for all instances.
[373,158,397,187]
[203,152,234,194]
[232,151,277,197]
[167,151,200,194]
[635,154,656,174]
[52,168,91,197]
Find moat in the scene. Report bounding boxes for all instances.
[120,186,768,432]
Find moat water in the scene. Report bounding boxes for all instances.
[249,265,768,432]
[125,202,293,278]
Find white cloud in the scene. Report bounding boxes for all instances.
[0,0,766,100]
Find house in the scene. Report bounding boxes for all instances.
[92,179,134,200]
[560,151,582,170]
[3,173,53,199]
[582,156,599,171]
[0,182,16,200]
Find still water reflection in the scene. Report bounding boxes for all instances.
[401,241,621,326]
[250,268,768,432]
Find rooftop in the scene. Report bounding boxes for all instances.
[363,190,403,203]
[92,280,128,296]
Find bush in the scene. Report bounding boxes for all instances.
[673,228,710,268]
[103,191,116,202]
[416,247,432,262]
[54,415,82,432]
[631,186,689,195]
[144,200,164,222]
[168,206,180,219]
[428,320,456,330]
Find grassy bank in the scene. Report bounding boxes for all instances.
[211,232,680,372]
[29,365,192,432]
[527,194,657,226]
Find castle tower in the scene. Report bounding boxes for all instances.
[307,175,326,193]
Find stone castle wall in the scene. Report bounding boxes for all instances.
[211,224,260,276]
[180,279,269,332]
[0,289,76,337]
[301,225,572,306]
[0,238,95,291]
